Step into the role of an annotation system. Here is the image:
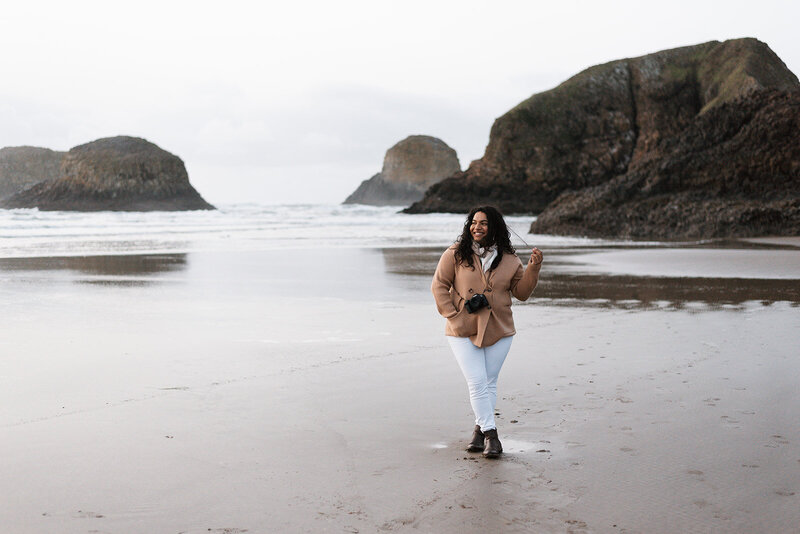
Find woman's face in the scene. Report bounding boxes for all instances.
[470,211,490,244]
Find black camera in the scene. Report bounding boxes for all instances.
[464,293,489,314]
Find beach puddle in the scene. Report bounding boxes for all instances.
[501,439,545,454]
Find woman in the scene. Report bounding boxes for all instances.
[431,206,542,458]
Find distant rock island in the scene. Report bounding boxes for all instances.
[344,135,460,206]
[405,38,799,239]
[0,147,64,201]
[0,136,214,211]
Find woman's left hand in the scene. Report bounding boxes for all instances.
[529,247,543,269]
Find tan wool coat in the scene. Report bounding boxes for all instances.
[431,245,537,348]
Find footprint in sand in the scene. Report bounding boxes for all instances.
[73,510,104,519]
[565,518,588,531]
[765,435,790,448]
[380,517,414,530]
[720,416,740,428]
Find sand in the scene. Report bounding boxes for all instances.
[1,244,798,533]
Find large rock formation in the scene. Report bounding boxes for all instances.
[0,147,65,200]
[1,136,214,211]
[404,38,799,238]
[344,135,460,205]
[532,89,800,238]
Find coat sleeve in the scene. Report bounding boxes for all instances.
[510,257,538,301]
[431,248,459,319]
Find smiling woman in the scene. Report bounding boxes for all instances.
[431,205,543,458]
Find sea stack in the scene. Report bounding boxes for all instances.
[0,146,65,201]
[404,38,799,239]
[1,136,214,211]
[344,135,460,206]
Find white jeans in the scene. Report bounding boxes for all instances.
[447,335,513,432]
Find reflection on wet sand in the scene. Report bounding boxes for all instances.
[535,273,800,309]
[2,244,798,305]
[379,246,800,308]
[0,254,187,286]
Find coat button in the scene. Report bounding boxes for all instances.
[468,288,473,293]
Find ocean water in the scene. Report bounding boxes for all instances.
[0,204,612,259]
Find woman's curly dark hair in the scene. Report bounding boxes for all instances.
[454,205,515,270]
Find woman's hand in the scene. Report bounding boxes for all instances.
[512,247,542,300]
[529,247,543,270]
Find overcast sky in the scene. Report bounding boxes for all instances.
[1,0,797,205]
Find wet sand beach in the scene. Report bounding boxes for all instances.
[1,241,799,533]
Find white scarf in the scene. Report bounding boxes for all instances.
[472,242,497,273]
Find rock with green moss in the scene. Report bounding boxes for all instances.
[531,89,800,238]
[404,38,799,233]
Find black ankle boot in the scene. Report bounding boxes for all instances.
[466,425,484,452]
[482,428,502,458]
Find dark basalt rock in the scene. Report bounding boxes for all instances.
[0,146,65,200]
[345,135,460,206]
[531,89,800,239]
[1,136,214,211]
[405,38,799,238]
